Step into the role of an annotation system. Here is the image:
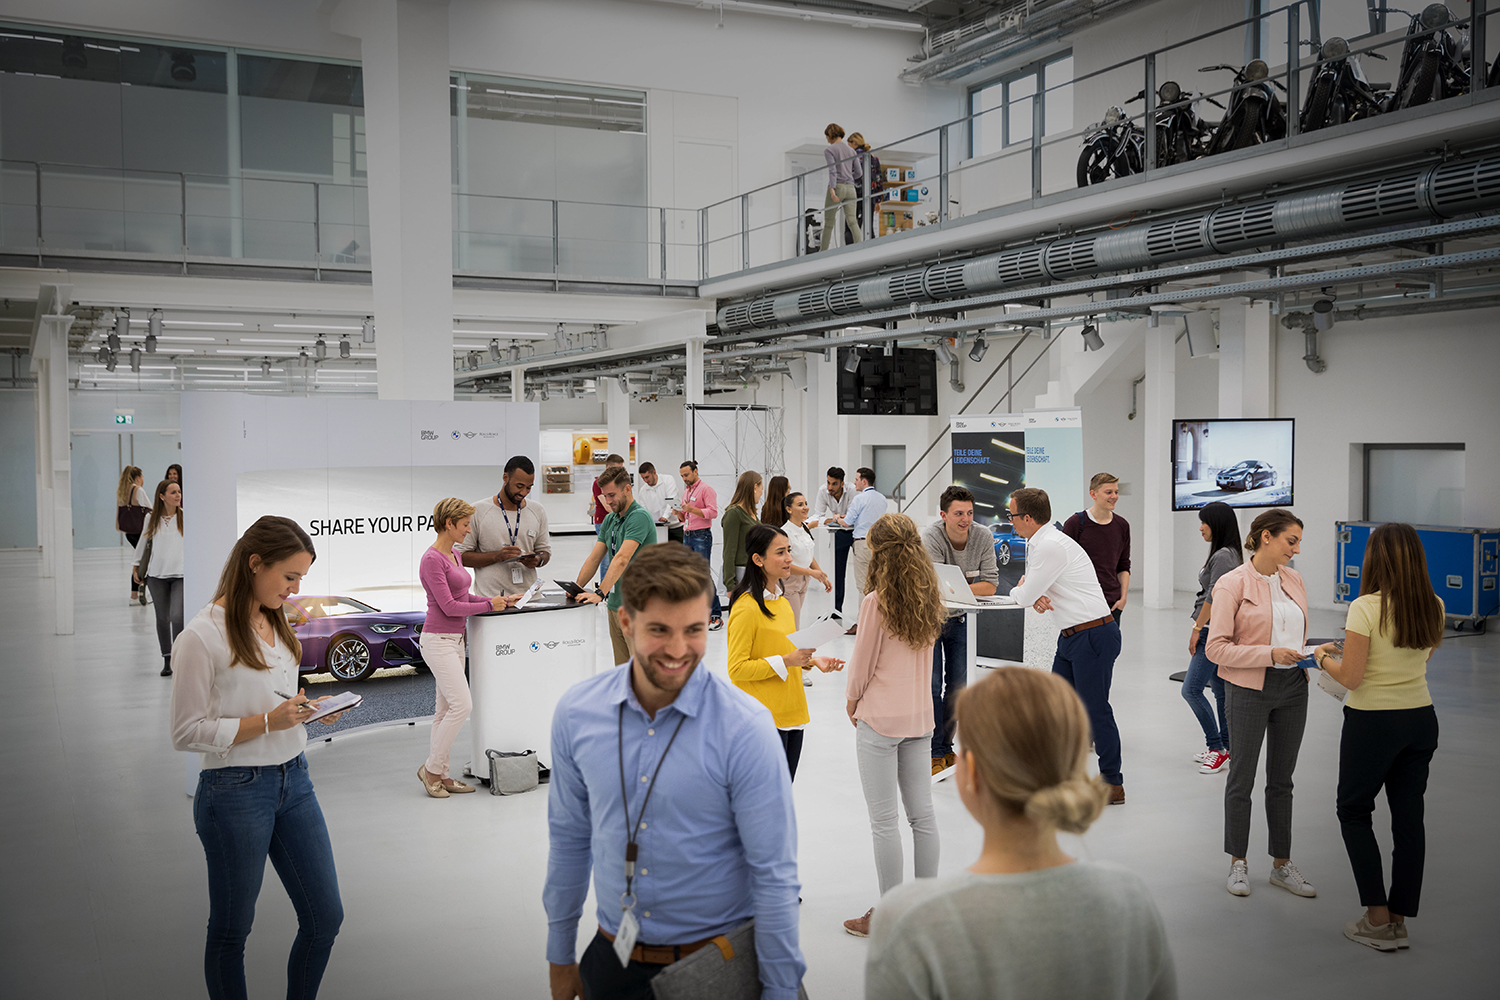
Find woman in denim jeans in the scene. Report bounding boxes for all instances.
[1181,502,1242,774]
[171,516,351,1000]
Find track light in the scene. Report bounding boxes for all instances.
[489,339,502,362]
[525,388,536,402]
[129,347,141,373]
[843,348,862,372]
[564,382,577,399]
[362,317,375,343]
[1312,298,1336,332]
[664,378,678,395]
[933,340,953,365]
[261,358,272,377]
[554,324,568,351]
[339,337,351,359]
[148,307,163,342]
[882,341,894,357]
[144,331,157,354]
[467,351,480,369]
[315,337,327,360]
[618,375,630,393]
[507,342,520,365]
[110,308,127,352]
[1080,324,1105,352]
[539,385,549,401]
[299,349,309,368]
[968,336,989,362]
[103,349,117,373]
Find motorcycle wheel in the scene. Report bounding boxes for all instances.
[1303,76,1333,132]
[1398,51,1440,110]
[1229,104,1263,150]
[1077,139,1116,187]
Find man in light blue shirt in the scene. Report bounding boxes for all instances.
[544,544,804,999]
[834,466,886,634]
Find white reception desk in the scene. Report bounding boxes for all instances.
[464,598,599,778]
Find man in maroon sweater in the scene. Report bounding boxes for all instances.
[1061,472,1131,622]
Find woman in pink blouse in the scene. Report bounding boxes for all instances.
[418,498,516,798]
[843,513,950,937]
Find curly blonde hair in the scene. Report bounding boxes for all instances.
[431,497,475,534]
[865,513,946,650]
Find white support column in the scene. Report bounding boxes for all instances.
[684,336,706,405]
[806,351,839,490]
[332,0,453,401]
[1217,290,1276,418]
[509,366,525,403]
[1142,323,1176,610]
[605,377,630,466]
[30,284,75,635]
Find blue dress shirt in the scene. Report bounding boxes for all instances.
[544,660,805,998]
[845,486,887,540]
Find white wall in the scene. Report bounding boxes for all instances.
[0,388,38,548]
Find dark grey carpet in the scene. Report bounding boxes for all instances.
[301,665,435,738]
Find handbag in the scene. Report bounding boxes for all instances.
[649,919,810,1000]
[118,504,148,534]
[485,748,540,795]
[136,536,154,582]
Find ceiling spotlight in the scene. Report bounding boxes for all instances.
[1312,298,1336,332]
[554,323,568,351]
[664,378,678,395]
[261,358,272,377]
[1080,324,1105,352]
[103,349,117,373]
[170,50,197,82]
[467,351,481,369]
[315,337,327,360]
[933,340,953,365]
[299,349,309,368]
[538,385,550,401]
[339,336,351,359]
[362,316,375,343]
[525,388,536,402]
[148,307,163,340]
[144,331,158,354]
[110,308,128,352]
[843,348,862,372]
[618,374,630,393]
[489,339,502,362]
[564,382,577,399]
[507,342,520,365]
[129,347,141,373]
[882,341,895,357]
[968,336,989,362]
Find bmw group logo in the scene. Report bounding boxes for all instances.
[529,642,541,652]
[451,430,461,439]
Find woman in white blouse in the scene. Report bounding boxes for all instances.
[171,515,351,1000]
[133,479,184,677]
[779,491,833,631]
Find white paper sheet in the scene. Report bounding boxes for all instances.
[787,619,847,649]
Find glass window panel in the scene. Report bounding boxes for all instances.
[460,73,644,133]
[1007,74,1035,146]
[236,54,362,107]
[1044,55,1073,136]
[969,81,1004,158]
[1317,0,1379,41]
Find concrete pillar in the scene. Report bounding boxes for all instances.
[605,377,631,466]
[332,0,453,401]
[1142,323,1176,610]
[806,352,839,490]
[684,337,706,405]
[509,366,526,403]
[1217,291,1275,418]
[30,285,75,635]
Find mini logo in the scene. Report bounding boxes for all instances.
[420,430,438,440]
[451,430,461,439]
[464,431,477,438]
[542,640,561,649]
[529,641,541,652]
[495,643,515,656]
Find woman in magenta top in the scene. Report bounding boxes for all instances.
[418,498,515,798]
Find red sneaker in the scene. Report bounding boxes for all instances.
[1199,751,1230,774]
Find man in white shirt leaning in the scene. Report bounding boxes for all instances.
[1006,487,1125,805]
[635,462,681,544]
[812,466,853,619]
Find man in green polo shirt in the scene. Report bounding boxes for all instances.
[573,464,657,664]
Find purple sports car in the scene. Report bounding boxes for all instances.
[281,595,426,682]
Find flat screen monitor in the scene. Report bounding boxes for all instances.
[837,347,938,415]
[1172,418,1294,511]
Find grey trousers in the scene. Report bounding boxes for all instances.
[1224,667,1309,859]
[855,721,939,897]
[145,575,184,658]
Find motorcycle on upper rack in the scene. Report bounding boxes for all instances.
[1384,3,1470,111]
[1076,81,1217,186]
[1200,59,1287,156]
[1300,36,1390,132]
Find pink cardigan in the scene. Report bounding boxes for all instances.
[1206,561,1310,692]
[845,593,935,738]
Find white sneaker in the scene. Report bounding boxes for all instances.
[1227,860,1250,897]
[1192,749,1214,765]
[1270,862,1317,898]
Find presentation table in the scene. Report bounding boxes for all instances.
[464,598,599,780]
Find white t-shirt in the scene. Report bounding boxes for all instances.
[135,514,184,577]
[786,523,816,568]
[636,474,678,523]
[1262,570,1306,654]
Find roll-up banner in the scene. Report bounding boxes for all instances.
[949,408,1085,527]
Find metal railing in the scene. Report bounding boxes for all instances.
[699,0,1499,279]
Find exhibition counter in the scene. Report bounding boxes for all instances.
[464,598,599,778]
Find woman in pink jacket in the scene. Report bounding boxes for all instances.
[1206,508,1317,901]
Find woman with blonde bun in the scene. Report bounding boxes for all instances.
[865,667,1177,1000]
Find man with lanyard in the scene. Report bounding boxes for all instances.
[635,462,682,544]
[832,467,885,636]
[811,467,853,620]
[459,455,552,596]
[920,485,999,774]
[673,460,724,631]
[1061,472,1132,623]
[1006,487,1126,806]
[574,466,657,666]
[545,544,802,999]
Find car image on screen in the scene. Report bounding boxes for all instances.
[282,596,426,681]
[1215,460,1277,492]
[992,521,1028,566]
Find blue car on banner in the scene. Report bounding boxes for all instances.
[282,595,427,681]
[992,521,1027,566]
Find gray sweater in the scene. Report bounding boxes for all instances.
[922,521,999,615]
[1192,546,1243,622]
[866,862,1176,1000]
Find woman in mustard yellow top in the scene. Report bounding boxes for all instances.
[728,524,844,779]
[1314,522,1445,953]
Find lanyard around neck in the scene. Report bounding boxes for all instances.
[497,498,521,546]
[618,702,688,905]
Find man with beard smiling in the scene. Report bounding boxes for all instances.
[544,544,804,1000]
[573,465,658,665]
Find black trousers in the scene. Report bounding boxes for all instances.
[779,729,805,781]
[579,930,661,1000]
[1337,704,1439,916]
[833,530,854,615]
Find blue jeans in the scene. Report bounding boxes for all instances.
[1182,627,1229,752]
[931,615,968,757]
[682,528,722,617]
[1053,621,1124,786]
[193,754,343,1000]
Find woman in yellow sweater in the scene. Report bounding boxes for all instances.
[728,524,844,778]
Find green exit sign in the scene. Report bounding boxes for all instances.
[114,414,133,425]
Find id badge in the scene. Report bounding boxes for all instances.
[613,907,640,967]
[511,564,524,585]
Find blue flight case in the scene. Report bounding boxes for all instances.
[1335,522,1500,628]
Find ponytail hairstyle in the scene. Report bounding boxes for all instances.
[865,513,946,649]
[727,524,788,619]
[1198,501,1242,570]
[213,515,315,671]
[1361,522,1445,650]
[783,492,813,538]
[1244,507,1303,552]
[144,480,183,540]
[760,475,790,526]
[117,465,144,507]
[955,667,1110,833]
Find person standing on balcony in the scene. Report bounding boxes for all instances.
[820,124,863,252]
[846,132,882,242]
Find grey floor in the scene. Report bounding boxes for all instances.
[3,542,1498,999]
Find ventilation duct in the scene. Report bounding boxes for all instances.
[716,154,1500,333]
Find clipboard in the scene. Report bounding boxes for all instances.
[787,619,846,649]
[303,690,361,723]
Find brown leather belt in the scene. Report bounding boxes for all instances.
[1060,615,1114,638]
[598,926,734,966]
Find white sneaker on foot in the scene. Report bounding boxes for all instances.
[1270,862,1317,897]
[1192,749,1214,765]
[1345,913,1398,951]
[1227,860,1250,897]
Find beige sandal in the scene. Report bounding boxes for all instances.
[418,766,449,798]
[440,777,475,794]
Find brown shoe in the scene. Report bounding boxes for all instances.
[418,765,449,798]
[843,908,874,938]
[440,778,476,794]
[1108,783,1125,805]
[943,752,956,770]
[845,625,858,636]
[931,757,946,776]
